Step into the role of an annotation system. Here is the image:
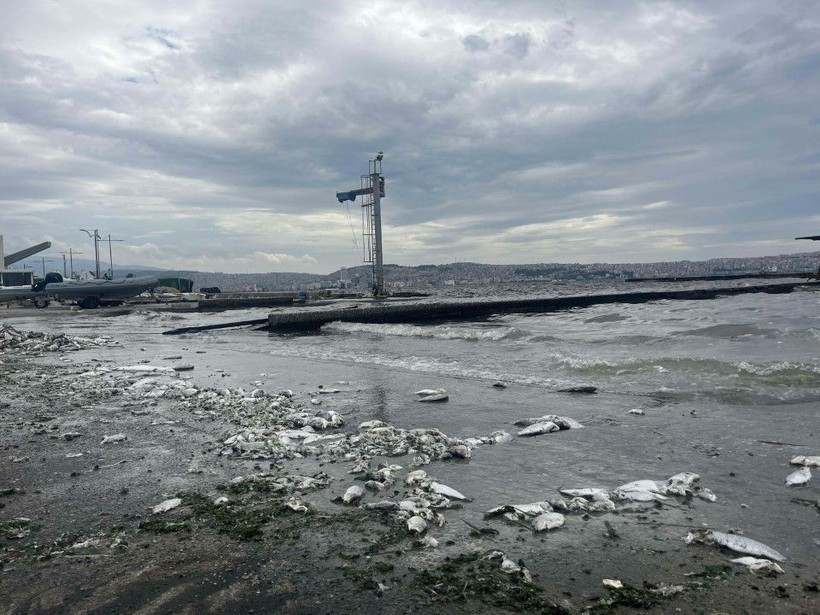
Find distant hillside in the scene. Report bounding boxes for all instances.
[160,270,324,292]
[10,250,818,292]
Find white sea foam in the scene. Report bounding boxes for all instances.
[324,321,514,342]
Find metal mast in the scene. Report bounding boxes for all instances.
[336,152,386,296]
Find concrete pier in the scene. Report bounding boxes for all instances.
[268,281,813,332]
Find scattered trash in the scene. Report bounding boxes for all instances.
[100,434,127,444]
[602,578,623,589]
[151,498,182,514]
[628,408,645,415]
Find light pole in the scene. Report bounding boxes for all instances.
[104,234,124,279]
[79,229,101,278]
[59,248,83,278]
[40,257,53,277]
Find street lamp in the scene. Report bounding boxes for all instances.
[79,229,101,278]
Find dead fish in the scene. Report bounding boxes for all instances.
[615,480,665,494]
[532,512,565,531]
[515,415,584,430]
[358,420,388,430]
[418,393,449,402]
[667,472,699,486]
[407,515,427,534]
[612,489,667,502]
[448,444,471,459]
[789,455,820,467]
[151,497,182,514]
[500,558,532,582]
[405,470,430,486]
[551,416,584,430]
[285,497,308,513]
[429,481,470,501]
[730,557,784,575]
[491,431,513,444]
[342,485,365,504]
[685,529,785,562]
[414,388,446,396]
[517,421,559,437]
[786,466,811,486]
[486,502,551,518]
[365,500,399,511]
[560,487,609,499]
[100,433,127,444]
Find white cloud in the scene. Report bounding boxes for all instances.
[0,0,817,273]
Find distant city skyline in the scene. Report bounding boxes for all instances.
[2,1,819,273]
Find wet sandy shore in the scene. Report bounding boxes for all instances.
[1,311,818,614]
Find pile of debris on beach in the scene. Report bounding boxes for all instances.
[2,319,817,613]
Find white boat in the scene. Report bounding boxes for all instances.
[29,272,159,308]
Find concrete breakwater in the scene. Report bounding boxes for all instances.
[267,281,811,332]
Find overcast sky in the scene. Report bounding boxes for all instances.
[2,1,819,274]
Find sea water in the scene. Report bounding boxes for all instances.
[6,280,819,567]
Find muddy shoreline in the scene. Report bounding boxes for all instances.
[1,318,818,614]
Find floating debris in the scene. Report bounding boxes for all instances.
[492,381,507,389]
[628,408,645,415]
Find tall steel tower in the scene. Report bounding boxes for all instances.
[336,152,386,296]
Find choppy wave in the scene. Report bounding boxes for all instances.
[675,323,780,339]
[323,321,516,342]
